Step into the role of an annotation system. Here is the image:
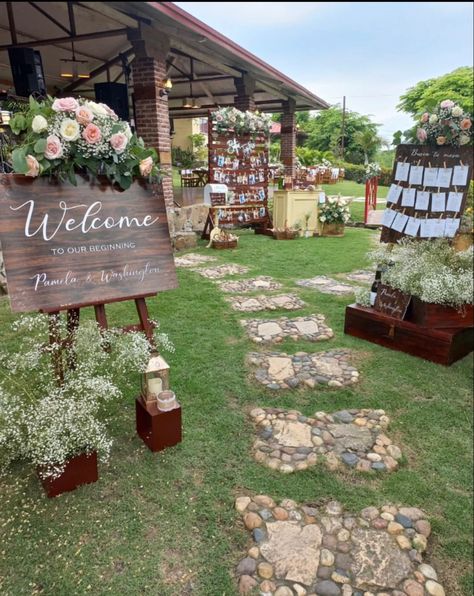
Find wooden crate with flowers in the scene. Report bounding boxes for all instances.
[318,196,350,236]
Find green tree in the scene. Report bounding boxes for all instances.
[398,67,474,118]
[305,106,381,164]
[353,129,383,164]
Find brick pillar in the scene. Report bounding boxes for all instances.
[234,74,256,112]
[129,30,175,221]
[281,99,296,179]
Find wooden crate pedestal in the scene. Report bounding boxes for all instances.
[136,397,182,452]
[321,223,345,237]
[344,304,473,366]
[39,451,98,498]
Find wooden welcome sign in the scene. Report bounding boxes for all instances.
[0,174,178,312]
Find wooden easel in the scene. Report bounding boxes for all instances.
[44,295,156,384]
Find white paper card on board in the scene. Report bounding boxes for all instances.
[447,191,463,212]
[382,208,397,228]
[394,161,410,182]
[420,219,437,238]
[391,212,409,233]
[415,190,430,211]
[401,187,416,207]
[444,218,460,237]
[433,219,446,237]
[452,165,469,186]
[409,165,424,185]
[404,217,421,237]
[431,192,446,212]
[423,167,439,187]
[386,184,402,204]
[436,168,452,188]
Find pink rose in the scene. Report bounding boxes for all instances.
[52,97,79,112]
[82,123,102,144]
[139,156,154,176]
[25,154,40,177]
[99,103,118,120]
[416,128,427,142]
[75,106,94,125]
[436,136,446,145]
[421,112,429,123]
[109,132,128,154]
[460,118,472,130]
[440,100,455,109]
[44,135,63,160]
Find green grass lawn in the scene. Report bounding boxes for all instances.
[0,229,472,595]
[322,179,388,199]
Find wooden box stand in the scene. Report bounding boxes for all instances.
[344,304,473,366]
[136,397,182,452]
[39,451,98,498]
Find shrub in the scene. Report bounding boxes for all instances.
[341,162,392,186]
[172,146,195,168]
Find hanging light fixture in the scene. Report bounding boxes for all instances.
[60,42,89,79]
[182,57,198,109]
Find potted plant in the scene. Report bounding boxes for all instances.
[368,239,473,328]
[8,95,162,189]
[0,315,173,497]
[319,197,350,236]
[273,220,300,240]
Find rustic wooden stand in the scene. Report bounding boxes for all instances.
[135,398,182,452]
[39,452,98,498]
[345,304,473,365]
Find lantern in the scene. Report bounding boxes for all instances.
[142,353,170,403]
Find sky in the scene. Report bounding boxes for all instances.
[176,1,473,144]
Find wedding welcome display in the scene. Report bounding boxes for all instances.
[345,100,473,365]
[202,107,272,239]
[0,96,180,494]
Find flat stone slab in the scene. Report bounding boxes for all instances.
[250,407,402,473]
[247,350,359,390]
[174,253,217,267]
[241,315,334,343]
[228,294,306,312]
[296,276,354,295]
[235,496,442,596]
[191,263,250,279]
[216,276,283,293]
[344,270,374,284]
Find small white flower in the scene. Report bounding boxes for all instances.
[59,118,80,141]
[429,114,438,124]
[85,101,108,117]
[459,134,470,145]
[31,114,48,133]
[452,106,463,117]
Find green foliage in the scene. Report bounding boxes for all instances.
[375,149,395,169]
[269,140,281,163]
[398,67,474,118]
[304,106,382,164]
[172,146,195,168]
[341,162,392,186]
[295,146,336,166]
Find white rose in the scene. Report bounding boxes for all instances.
[59,118,80,141]
[459,134,470,145]
[429,115,438,124]
[452,106,463,117]
[31,115,48,133]
[122,122,133,140]
[85,101,108,117]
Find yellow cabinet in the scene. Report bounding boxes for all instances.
[272,190,320,236]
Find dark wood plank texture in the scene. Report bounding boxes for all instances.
[0,174,178,312]
[374,284,411,320]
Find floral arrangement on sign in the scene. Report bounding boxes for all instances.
[211,106,272,135]
[8,96,162,189]
[416,100,472,147]
[363,162,381,181]
[318,197,351,225]
[0,316,174,479]
[369,239,473,308]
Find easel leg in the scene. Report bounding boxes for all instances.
[94,304,108,330]
[66,308,80,370]
[135,298,155,347]
[48,312,64,386]
[201,213,214,240]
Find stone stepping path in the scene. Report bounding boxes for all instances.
[216,276,283,294]
[247,350,359,390]
[174,253,217,267]
[235,495,441,596]
[241,315,334,344]
[343,270,374,285]
[250,407,402,474]
[296,276,354,296]
[191,263,250,279]
[228,294,306,313]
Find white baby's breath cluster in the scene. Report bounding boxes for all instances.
[354,286,371,307]
[211,106,272,135]
[368,239,473,308]
[0,316,174,479]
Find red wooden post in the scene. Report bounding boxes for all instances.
[364,177,379,224]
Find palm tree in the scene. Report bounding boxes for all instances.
[353,130,382,164]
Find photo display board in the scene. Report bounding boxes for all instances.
[0,175,178,312]
[380,144,473,243]
[208,114,270,226]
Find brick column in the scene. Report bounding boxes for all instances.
[234,74,256,112]
[281,99,296,179]
[129,30,174,219]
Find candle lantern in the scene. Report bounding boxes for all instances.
[142,353,170,403]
